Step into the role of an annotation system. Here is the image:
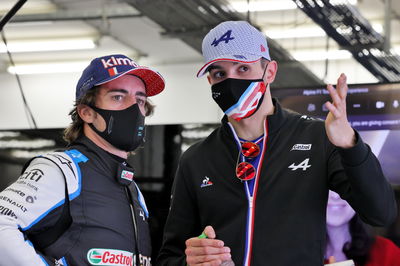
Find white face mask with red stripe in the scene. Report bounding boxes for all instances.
[211,76,267,121]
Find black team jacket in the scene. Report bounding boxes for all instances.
[157,99,397,266]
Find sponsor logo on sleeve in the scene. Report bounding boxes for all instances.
[0,205,18,219]
[4,188,37,203]
[52,153,76,178]
[25,195,36,203]
[0,196,27,212]
[15,179,39,192]
[19,169,44,182]
[4,188,26,197]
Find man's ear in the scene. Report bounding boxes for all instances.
[77,104,96,123]
[265,60,278,84]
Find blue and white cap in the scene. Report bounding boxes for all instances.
[197,21,271,77]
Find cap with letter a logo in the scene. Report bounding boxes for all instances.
[197,21,271,77]
[76,54,165,100]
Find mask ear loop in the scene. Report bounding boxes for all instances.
[247,61,269,118]
[260,61,269,81]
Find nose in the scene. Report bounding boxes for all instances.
[129,95,138,105]
[226,69,239,79]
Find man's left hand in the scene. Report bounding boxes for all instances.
[324,73,356,149]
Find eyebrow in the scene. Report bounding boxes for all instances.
[105,88,147,97]
[136,91,147,98]
[207,62,239,72]
[106,88,128,94]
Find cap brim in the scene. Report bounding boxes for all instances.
[196,55,262,78]
[96,67,165,97]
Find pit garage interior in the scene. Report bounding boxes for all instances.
[0,0,399,261]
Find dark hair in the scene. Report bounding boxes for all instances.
[63,87,155,144]
[342,215,375,265]
[205,57,270,74]
[260,57,269,68]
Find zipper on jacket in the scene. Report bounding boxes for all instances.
[249,196,253,209]
[228,119,269,266]
[125,187,141,266]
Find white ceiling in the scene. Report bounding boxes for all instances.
[0,0,399,82]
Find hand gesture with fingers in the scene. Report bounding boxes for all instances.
[324,74,356,148]
[185,226,232,266]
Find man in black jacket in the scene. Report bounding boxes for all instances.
[0,54,165,265]
[157,21,397,266]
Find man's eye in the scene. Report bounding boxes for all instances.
[239,66,249,72]
[137,98,146,105]
[213,71,225,79]
[112,95,123,101]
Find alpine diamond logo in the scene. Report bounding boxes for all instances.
[288,158,311,171]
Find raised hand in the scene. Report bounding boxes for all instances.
[185,226,232,266]
[324,73,356,148]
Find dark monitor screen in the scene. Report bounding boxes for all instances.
[271,82,400,185]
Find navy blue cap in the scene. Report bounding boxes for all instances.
[76,54,165,100]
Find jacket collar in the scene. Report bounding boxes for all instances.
[221,98,288,138]
[70,136,136,186]
[70,136,124,170]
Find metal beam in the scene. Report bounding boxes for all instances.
[293,0,400,82]
[9,9,142,23]
[384,0,392,53]
[125,0,324,88]
[0,0,27,31]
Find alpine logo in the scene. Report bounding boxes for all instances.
[288,158,311,171]
[121,170,134,182]
[291,144,312,151]
[87,249,133,266]
[211,30,235,46]
[200,176,213,188]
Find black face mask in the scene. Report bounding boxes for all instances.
[210,66,268,121]
[211,78,267,121]
[89,103,145,151]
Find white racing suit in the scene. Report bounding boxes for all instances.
[0,137,152,265]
